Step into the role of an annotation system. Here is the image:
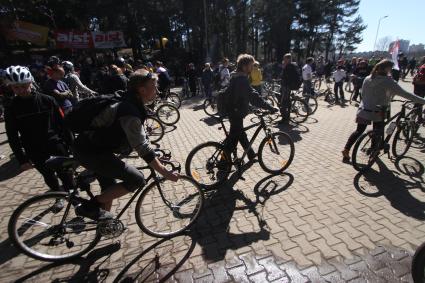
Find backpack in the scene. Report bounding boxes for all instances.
[216,79,235,117]
[288,63,302,90]
[64,94,123,133]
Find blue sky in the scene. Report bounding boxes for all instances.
[356,0,423,51]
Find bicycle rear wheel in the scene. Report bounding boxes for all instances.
[185,141,232,189]
[306,96,318,115]
[258,132,295,174]
[167,92,181,108]
[324,91,336,105]
[135,176,204,238]
[144,116,165,143]
[156,103,180,126]
[412,242,425,283]
[8,192,100,262]
[392,123,414,158]
[351,131,379,172]
[203,98,218,117]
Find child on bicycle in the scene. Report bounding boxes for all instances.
[342,59,425,163]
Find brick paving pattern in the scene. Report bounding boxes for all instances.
[0,80,424,282]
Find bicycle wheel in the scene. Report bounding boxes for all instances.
[167,92,181,108]
[412,242,425,283]
[258,132,295,174]
[325,91,336,105]
[392,124,414,158]
[351,131,379,172]
[203,98,218,117]
[135,176,204,238]
[265,94,276,108]
[144,116,165,143]
[306,96,318,115]
[313,79,321,92]
[156,103,180,126]
[8,192,100,262]
[185,141,231,189]
[290,98,309,123]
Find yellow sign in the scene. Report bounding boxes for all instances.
[6,21,49,46]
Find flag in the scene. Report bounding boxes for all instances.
[390,40,400,70]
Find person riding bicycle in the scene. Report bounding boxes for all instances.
[223,54,278,161]
[341,59,425,163]
[413,56,425,124]
[351,59,370,102]
[3,66,74,198]
[73,69,179,220]
[62,61,97,103]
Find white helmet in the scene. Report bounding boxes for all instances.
[62,61,74,72]
[4,66,33,85]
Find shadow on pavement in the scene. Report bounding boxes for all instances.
[15,242,121,283]
[189,163,293,262]
[353,158,425,220]
[0,157,21,181]
[164,125,177,134]
[276,122,309,143]
[113,235,195,283]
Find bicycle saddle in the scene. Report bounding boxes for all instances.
[45,156,79,171]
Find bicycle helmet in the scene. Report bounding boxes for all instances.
[62,61,74,72]
[4,66,33,85]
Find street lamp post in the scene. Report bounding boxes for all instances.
[374,15,389,51]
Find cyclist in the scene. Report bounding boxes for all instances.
[333,62,346,104]
[223,54,278,161]
[43,64,73,114]
[302,57,314,99]
[62,61,97,103]
[279,53,301,124]
[220,58,231,88]
[186,63,198,97]
[106,64,128,94]
[3,66,73,200]
[351,59,369,102]
[73,69,179,220]
[413,56,425,124]
[341,59,425,163]
[155,61,172,98]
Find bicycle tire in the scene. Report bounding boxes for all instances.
[156,103,180,126]
[307,96,318,115]
[258,132,295,174]
[185,141,231,189]
[351,131,379,172]
[392,124,414,158]
[325,91,336,105]
[290,98,309,123]
[203,98,218,117]
[313,79,321,92]
[412,241,425,283]
[8,192,100,262]
[135,175,204,238]
[167,92,181,108]
[144,116,165,143]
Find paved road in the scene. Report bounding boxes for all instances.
[0,79,424,282]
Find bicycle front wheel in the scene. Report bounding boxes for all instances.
[392,124,414,158]
[203,98,218,117]
[144,116,165,143]
[135,176,204,238]
[8,192,100,262]
[352,131,379,172]
[258,132,295,174]
[156,103,180,126]
[412,242,425,283]
[185,142,232,189]
[167,92,181,108]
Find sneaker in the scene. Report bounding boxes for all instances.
[75,199,114,221]
[50,199,65,214]
[341,150,350,163]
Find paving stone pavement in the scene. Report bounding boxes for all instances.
[0,79,424,282]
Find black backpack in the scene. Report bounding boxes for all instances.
[64,94,123,133]
[216,79,235,117]
[288,64,302,90]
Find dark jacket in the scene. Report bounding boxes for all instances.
[281,62,300,89]
[5,91,67,164]
[201,69,214,86]
[228,72,273,118]
[107,74,128,93]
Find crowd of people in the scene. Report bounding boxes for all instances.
[0,49,425,220]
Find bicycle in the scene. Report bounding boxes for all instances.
[185,109,295,190]
[144,116,165,143]
[8,149,204,262]
[158,88,181,109]
[351,100,420,172]
[203,95,219,117]
[412,241,425,283]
